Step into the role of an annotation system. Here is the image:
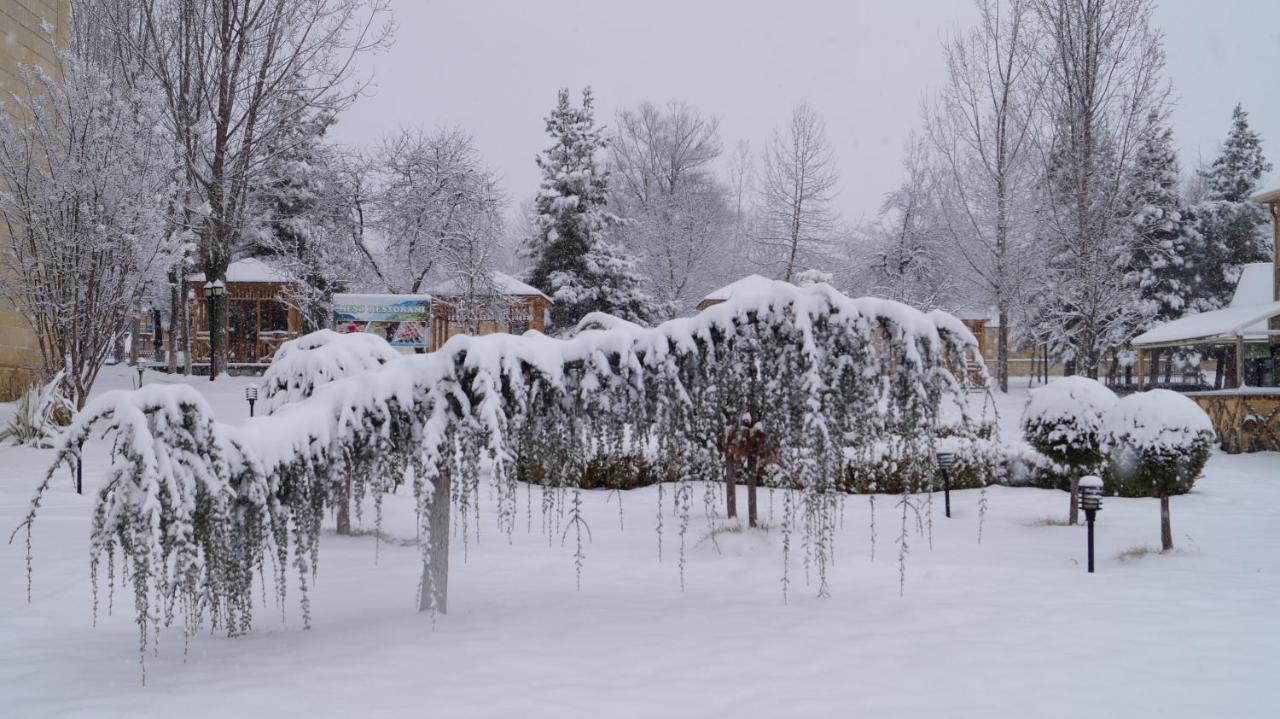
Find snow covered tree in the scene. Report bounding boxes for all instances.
[0,48,177,409]
[368,127,506,300]
[856,135,957,310]
[926,0,1041,392]
[1032,0,1168,378]
[132,0,392,379]
[526,88,657,330]
[1022,376,1117,525]
[19,280,987,671]
[1103,390,1214,551]
[259,329,402,533]
[1190,104,1273,309]
[1126,111,1200,326]
[755,103,839,281]
[608,101,737,316]
[248,91,357,331]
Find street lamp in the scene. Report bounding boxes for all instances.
[245,385,258,417]
[936,450,956,518]
[1079,475,1103,573]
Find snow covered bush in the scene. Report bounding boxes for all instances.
[1103,389,1214,551]
[1021,376,1117,524]
[19,280,987,670]
[259,329,401,415]
[0,371,73,447]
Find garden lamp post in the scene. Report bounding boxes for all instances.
[936,450,956,518]
[245,385,258,418]
[1079,475,1103,573]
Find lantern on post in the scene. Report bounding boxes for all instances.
[245,385,258,417]
[936,450,956,518]
[1078,475,1103,573]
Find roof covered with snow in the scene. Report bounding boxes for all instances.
[1134,261,1277,346]
[1132,300,1280,346]
[699,274,775,305]
[1230,262,1275,308]
[189,257,294,284]
[428,271,550,301]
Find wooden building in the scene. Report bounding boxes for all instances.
[188,258,304,366]
[696,275,774,312]
[427,271,551,349]
[1130,188,1280,452]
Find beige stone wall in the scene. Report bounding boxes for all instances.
[0,0,70,399]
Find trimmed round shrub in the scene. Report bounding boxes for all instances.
[1021,376,1118,468]
[1102,389,1214,550]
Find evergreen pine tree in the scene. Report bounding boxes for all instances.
[1192,104,1273,308]
[526,88,656,331]
[1127,112,1198,327]
[251,90,348,330]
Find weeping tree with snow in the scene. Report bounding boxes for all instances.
[526,88,658,331]
[1021,376,1117,525]
[258,329,401,533]
[16,280,986,675]
[1103,390,1214,552]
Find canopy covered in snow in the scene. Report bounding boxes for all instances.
[1132,300,1280,346]
[428,271,550,301]
[698,275,776,307]
[188,257,294,284]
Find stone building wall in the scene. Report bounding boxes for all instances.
[0,0,70,399]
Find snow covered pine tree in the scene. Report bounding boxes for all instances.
[525,88,659,331]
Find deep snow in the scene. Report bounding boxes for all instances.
[1,366,1277,718]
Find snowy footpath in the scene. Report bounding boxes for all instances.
[1,367,1278,718]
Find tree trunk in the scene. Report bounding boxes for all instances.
[208,290,227,379]
[746,453,759,528]
[418,469,451,613]
[152,308,165,364]
[129,315,141,366]
[181,287,192,376]
[997,310,1010,393]
[1160,494,1173,552]
[1068,475,1079,526]
[336,477,353,535]
[167,275,179,374]
[724,452,737,519]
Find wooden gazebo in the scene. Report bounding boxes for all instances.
[1130,188,1280,452]
[426,271,551,349]
[188,258,304,366]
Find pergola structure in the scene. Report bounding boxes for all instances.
[1129,187,1280,452]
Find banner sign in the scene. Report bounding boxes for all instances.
[332,293,432,349]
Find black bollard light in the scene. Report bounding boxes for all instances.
[245,385,258,417]
[1079,475,1103,573]
[936,451,956,518]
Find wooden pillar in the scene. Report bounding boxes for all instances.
[1236,334,1246,389]
[1137,347,1146,390]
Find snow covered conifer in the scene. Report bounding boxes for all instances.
[1127,112,1200,326]
[1191,104,1273,308]
[526,88,657,331]
[1103,390,1214,551]
[1021,376,1118,525]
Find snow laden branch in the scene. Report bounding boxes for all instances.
[16,280,986,670]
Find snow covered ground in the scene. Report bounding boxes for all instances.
[1,367,1277,717]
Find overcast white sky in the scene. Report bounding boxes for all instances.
[331,0,1280,225]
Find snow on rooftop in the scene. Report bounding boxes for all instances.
[188,257,293,284]
[428,271,550,301]
[1132,300,1280,346]
[1134,261,1277,345]
[699,274,776,304]
[1230,262,1274,309]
